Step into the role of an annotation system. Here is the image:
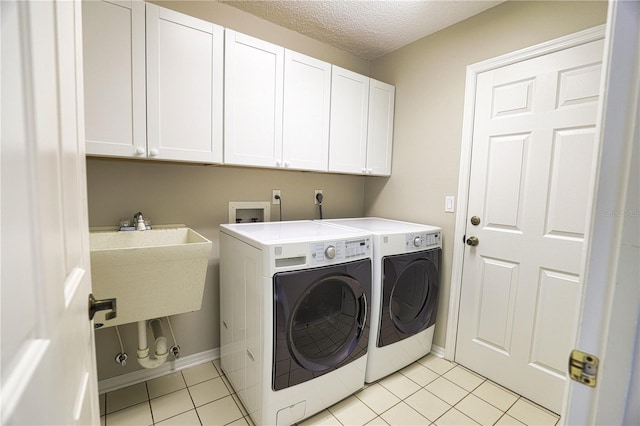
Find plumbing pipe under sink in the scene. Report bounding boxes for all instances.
[137,319,169,369]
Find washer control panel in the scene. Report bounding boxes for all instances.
[310,238,371,265]
[405,231,441,250]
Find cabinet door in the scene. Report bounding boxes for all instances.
[366,80,395,176]
[146,4,223,163]
[282,51,331,172]
[225,30,284,168]
[82,0,146,158]
[328,66,370,174]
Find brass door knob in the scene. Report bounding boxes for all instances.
[466,236,479,246]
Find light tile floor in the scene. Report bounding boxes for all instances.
[100,354,560,426]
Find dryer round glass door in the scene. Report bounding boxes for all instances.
[272,259,371,391]
[379,249,440,347]
[389,259,436,333]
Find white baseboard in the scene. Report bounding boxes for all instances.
[98,348,220,394]
[431,344,446,359]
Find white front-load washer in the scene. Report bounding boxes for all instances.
[219,221,372,426]
[322,217,441,383]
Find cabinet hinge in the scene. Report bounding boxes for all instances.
[569,349,599,387]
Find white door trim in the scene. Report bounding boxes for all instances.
[445,24,606,362]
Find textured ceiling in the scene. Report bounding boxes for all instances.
[219,0,504,60]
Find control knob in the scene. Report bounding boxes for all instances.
[413,236,422,247]
[325,245,336,259]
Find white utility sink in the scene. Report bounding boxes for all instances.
[89,226,212,327]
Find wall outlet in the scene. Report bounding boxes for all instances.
[314,189,323,204]
[272,189,281,205]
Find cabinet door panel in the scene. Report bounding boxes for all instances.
[146,4,223,163]
[328,66,369,174]
[367,80,395,176]
[82,0,146,157]
[225,30,284,168]
[282,51,331,171]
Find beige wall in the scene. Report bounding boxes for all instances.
[90,0,368,381]
[366,1,608,348]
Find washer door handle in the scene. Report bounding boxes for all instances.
[357,294,367,332]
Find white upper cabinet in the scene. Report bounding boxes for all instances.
[83,4,394,173]
[366,80,395,176]
[328,67,395,176]
[328,66,370,174]
[224,30,284,168]
[83,1,223,164]
[224,32,331,172]
[146,4,223,163]
[282,51,332,172]
[83,0,146,157]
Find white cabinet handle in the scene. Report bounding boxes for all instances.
[276,161,282,167]
[135,147,146,156]
[283,161,290,168]
[149,149,159,157]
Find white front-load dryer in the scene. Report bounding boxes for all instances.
[322,217,441,383]
[219,221,372,426]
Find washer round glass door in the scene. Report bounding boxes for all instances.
[272,259,371,391]
[288,275,366,372]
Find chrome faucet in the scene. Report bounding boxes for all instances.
[133,212,146,231]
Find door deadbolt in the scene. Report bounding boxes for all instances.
[466,236,479,246]
[470,216,481,226]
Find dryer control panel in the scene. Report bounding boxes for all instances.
[310,238,371,265]
[405,231,441,250]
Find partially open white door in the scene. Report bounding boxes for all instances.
[1,1,100,424]
[563,1,640,424]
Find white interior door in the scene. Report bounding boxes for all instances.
[565,1,640,423]
[1,1,100,424]
[455,39,604,413]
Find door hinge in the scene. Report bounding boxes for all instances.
[569,349,599,387]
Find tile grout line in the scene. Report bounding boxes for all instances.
[145,381,155,426]
[179,369,200,426]
[358,382,435,425]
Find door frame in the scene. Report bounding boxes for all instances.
[445,24,606,364]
